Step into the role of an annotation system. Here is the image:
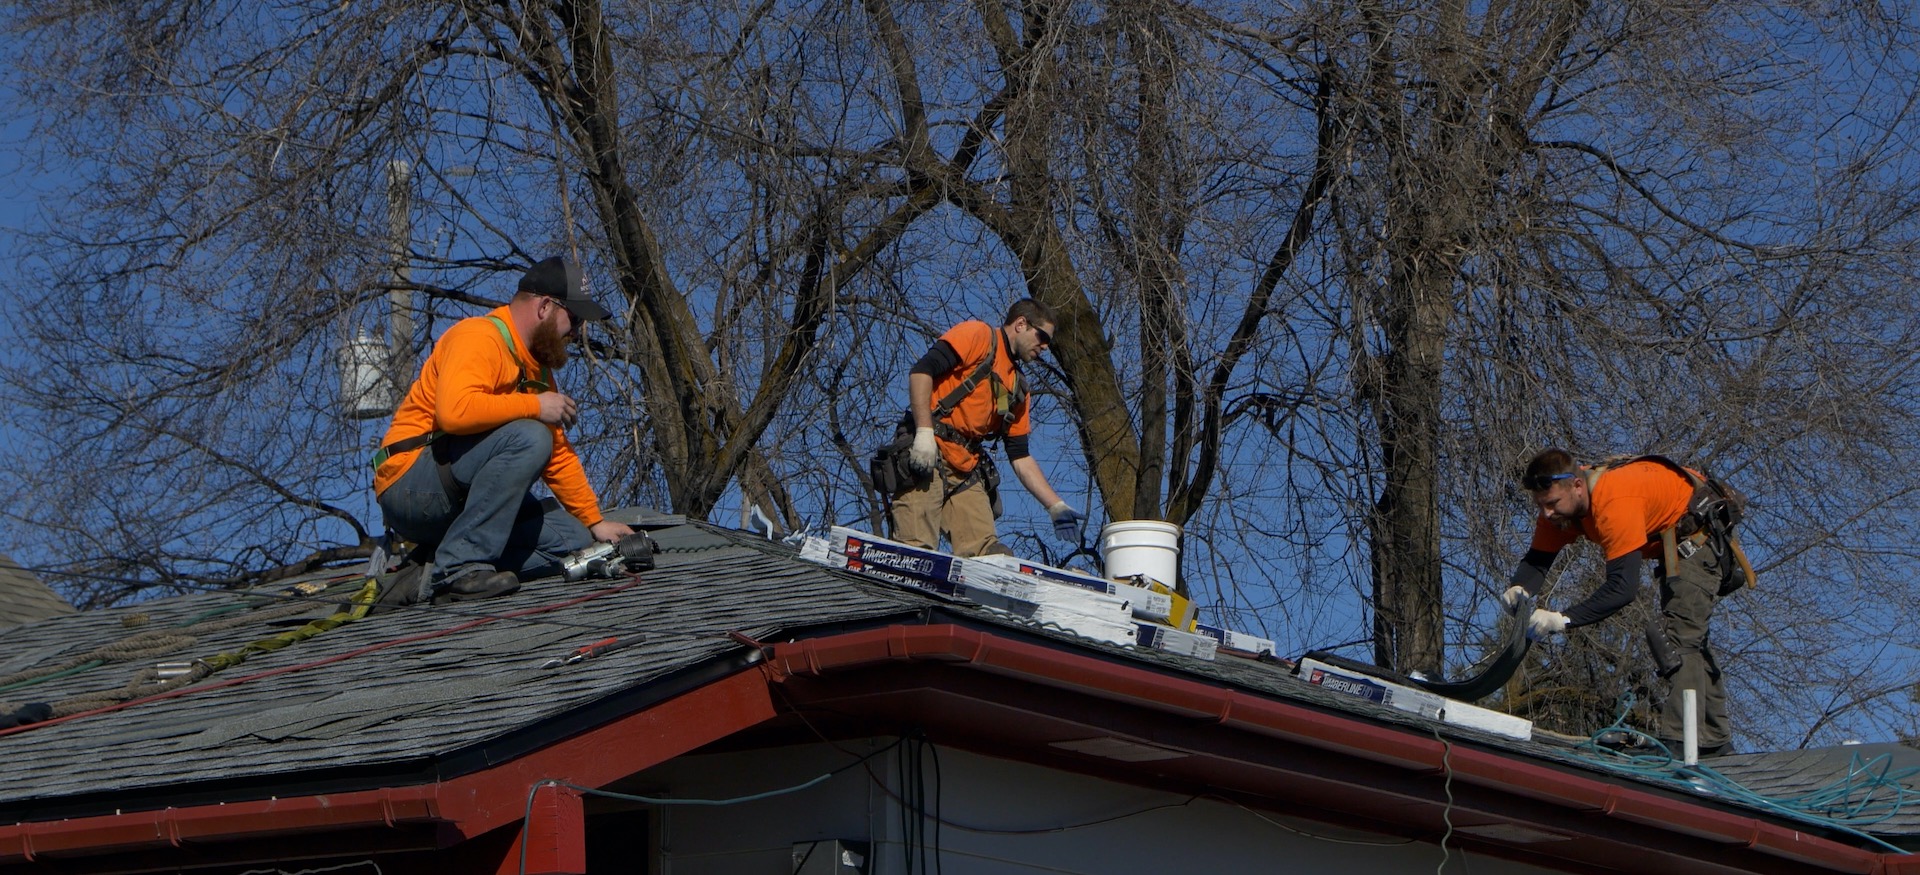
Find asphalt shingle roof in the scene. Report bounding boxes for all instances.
[1,522,1915,845]
[0,553,74,629]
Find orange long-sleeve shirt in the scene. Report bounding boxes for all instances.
[373,306,604,528]
[1529,460,1695,560]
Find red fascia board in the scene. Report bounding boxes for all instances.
[765,625,1889,875]
[0,667,777,865]
[0,790,444,861]
[1,622,1903,874]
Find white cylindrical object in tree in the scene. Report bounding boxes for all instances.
[339,329,396,419]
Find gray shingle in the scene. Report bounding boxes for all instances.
[2,524,1916,846]
[0,553,75,629]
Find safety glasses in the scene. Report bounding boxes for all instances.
[1520,472,1576,491]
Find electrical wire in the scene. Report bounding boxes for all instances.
[772,694,1419,849]
[1434,724,1458,875]
[235,862,381,875]
[513,738,905,875]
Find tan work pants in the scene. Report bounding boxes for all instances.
[888,463,1008,558]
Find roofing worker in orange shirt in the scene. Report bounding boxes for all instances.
[893,299,1082,557]
[1506,448,1742,756]
[372,257,634,602]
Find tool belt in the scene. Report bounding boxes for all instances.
[1597,454,1756,596]
[870,331,1008,506]
[870,414,1003,518]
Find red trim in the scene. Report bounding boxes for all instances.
[517,783,585,875]
[2,622,1909,874]
[0,667,775,866]
[764,625,1894,874]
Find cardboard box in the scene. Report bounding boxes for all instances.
[830,527,959,585]
[972,554,1178,624]
[1437,699,1532,740]
[1294,658,1531,740]
[1296,658,1444,720]
[1194,623,1277,657]
[800,532,1135,646]
[1135,624,1219,660]
[987,601,1138,647]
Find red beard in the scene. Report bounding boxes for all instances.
[529,314,571,369]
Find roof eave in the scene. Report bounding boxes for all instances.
[2,621,1910,875]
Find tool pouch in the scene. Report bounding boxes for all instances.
[1645,610,1682,676]
[869,420,929,499]
[980,457,1003,518]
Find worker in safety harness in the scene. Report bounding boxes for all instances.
[1506,448,1754,756]
[372,257,635,602]
[890,299,1082,557]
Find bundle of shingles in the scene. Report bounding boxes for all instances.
[798,527,1275,662]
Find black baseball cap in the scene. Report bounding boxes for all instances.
[518,256,611,321]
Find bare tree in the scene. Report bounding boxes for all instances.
[5,0,1920,748]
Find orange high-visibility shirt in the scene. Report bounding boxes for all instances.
[374,306,604,528]
[1530,460,1695,560]
[930,320,1031,474]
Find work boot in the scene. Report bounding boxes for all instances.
[368,562,430,616]
[1594,729,1660,755]
[433,568,521,604]
[1657,738,1733,759]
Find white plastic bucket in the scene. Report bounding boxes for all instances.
[1100,520,1182,588]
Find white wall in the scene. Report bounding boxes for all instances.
[631,739,1564,875]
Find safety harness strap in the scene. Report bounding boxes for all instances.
[369,316,553,473]
[922,333,1001,459]
[1594,454,1756,591]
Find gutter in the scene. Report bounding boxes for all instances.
[764,624,1904,875]
[4,621,1913,874]
[0,667,780,867]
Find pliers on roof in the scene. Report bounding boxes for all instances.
[540,636,642,669]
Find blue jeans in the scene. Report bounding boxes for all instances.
[377,419,593,585]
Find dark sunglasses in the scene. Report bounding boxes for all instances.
[544,296,583,337]
[1032,324,1053,347]
[1520,472,1576,491]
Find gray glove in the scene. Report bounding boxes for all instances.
[1527,608,1569,641]
[1047,501,1084,543]
[908,427,939,472]
[1501,585,1531,608]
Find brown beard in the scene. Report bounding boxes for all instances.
[529,314,571,369]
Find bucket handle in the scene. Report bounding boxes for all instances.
[1047,541,1104,575]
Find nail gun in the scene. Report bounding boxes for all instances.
[561,532,659,581]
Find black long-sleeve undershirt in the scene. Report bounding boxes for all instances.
[1512,547,1643,627]
[909,339,1030,462]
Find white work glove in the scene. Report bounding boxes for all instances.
[1501,585,1531,609]
[908,427,939,472]
[1047,501,1084,543]
[1527,608,1569,641]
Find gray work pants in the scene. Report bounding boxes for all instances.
[1655,541,1730,748]
[377,419,592,584]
